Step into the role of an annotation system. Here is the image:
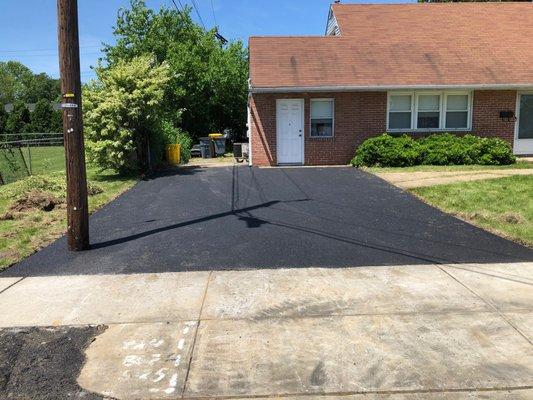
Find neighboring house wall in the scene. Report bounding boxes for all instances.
[250,90,517,166]
[471,90,516,144]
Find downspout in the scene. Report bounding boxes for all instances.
[247,78,253,166]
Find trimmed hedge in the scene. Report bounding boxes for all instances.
[351,133,516,167]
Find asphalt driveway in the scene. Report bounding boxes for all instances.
[3,166,532,277]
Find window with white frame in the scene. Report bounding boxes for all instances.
[445,93,470,129]
[388,94,412,129]
[416,93,441,129]
[388,91,471,131]
[310,99,334,137]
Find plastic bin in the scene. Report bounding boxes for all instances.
[213,137,226,156]
[199,137,212,158]
[166,144,181,165]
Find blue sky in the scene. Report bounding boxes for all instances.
[0,0,410,81]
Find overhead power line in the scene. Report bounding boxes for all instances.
[0,45,101,54]
[0,52,102,59]
[190,0,206,29]
[170,0,183,12]
[210,0,217,27]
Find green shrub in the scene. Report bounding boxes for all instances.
[84,55,170,174]
[352,133,516,167]
[351,134,421,167]
[160,120,193,163]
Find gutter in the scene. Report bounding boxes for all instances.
[250,83,533,94]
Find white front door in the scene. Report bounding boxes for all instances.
[515,93,533,155]
[277,99,304,164]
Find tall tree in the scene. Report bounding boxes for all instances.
[5,101,31,138]
[0,106,8,139]
[24,73,61,103]
[29,99,56,133]
[101,0,248,141]
[0,61,60,104]
[84,55,170,174]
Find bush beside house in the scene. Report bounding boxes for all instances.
[351,133,516,168]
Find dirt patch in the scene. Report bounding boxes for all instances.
[0,325,107,400]
[501,212,525,225]
[8,190,63,213]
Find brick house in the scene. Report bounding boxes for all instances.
[247,2,533,166]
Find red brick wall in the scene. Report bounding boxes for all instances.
[471,90,516,144]
[250,92,387,166]
[250,90,517,166]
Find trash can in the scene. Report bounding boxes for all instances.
[166,144,181,165]
[213,137,226,156]
[199,137,212,158]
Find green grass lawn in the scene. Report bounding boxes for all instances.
[411,175,532,246]
[0,146,137,270]
[21,145,66,174]
[365,160,533,173]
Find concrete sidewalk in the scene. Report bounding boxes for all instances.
[374,169,533,188]
[0,263,532,399]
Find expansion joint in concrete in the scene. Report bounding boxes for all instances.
[182,271,213,397]
[436,264,533,346]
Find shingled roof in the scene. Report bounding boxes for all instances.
[249,2,533,92]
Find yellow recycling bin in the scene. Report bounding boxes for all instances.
[166,144,181,165]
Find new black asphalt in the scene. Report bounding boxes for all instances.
[0,325,106,400]
[3,166,532,277]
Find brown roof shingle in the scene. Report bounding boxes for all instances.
[249,3,533,90]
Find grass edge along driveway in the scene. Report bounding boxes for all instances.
[410,175,532,247]
[0,147,136,270]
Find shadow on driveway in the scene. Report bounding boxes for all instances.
[3,166,532,277]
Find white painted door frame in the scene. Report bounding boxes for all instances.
[514,91,533,155]
[276,99,305,165]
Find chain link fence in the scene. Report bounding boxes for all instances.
[0,133,64,185]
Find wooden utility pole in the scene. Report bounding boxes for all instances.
[57,0,89,250]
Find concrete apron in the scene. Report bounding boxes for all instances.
[0,263,532,399]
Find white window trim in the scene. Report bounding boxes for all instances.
[387,91,473,132]
[415,91,442,130]
[386,91,414,131]
[310,98,335,138]
[443,91,473,131]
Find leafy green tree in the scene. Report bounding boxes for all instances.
[102,0,248,141]
[29,99,56,133]
[52,109,63,132]
[0,61,32,104]
[84,55,170,174]
[0,106,8,139]
[24,73,61,103]
[0,61,60,104]
[5,101,31,139]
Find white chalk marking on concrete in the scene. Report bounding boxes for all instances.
[174,354,181,367]
[165,373,179,394]
[123,340,145,350]
[152,368,167,383]
[177,338,185,350]
[149,353,162,365]
[123,355,142,367]
[149,338,164,347]
[138,372,149,380]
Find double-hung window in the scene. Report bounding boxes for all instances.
[444,93,470,129]
[416,93,441,129]
[388,91,471,131]
[388,94,413,130]
[310,99,334,137]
